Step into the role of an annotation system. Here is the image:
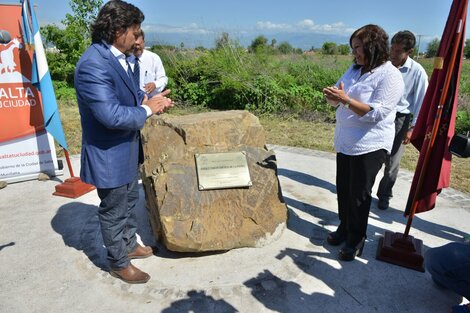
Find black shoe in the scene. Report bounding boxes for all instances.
[378,198,389,210]
[327,231,347,246]
[338,237,366,261]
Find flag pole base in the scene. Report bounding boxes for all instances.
[376,231,425,272]
[53,177,95,199]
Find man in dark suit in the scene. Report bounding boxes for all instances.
[74,0,172,284]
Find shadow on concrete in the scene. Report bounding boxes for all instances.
[278,162,467,244]
[243,244,462,312]
[370,203,468,243]
[0,242,15,251]
[161,290,238,313]
[285,192,467,249]
[51,201,108,271]
[244,269,324,313]
[154,246,229,260]
[267,192,463,312]
[278,168,336,194]
[50,184,160,271]
[50,184,229,268]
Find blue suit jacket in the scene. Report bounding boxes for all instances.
[75,42,146,189]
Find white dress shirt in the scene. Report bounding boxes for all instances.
[108,44,129,72]
[396,57,429,126]
[138,49,168,97]
[334,61,405,155]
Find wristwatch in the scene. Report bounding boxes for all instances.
[344,97,352,109]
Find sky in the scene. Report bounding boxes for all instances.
[2,0,469,49]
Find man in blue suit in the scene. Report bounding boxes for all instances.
[74,0,172,284]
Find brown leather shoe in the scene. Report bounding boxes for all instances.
[128,244,154,259]
[110,263,150,284]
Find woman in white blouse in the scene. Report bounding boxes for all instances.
[322,24,404,261]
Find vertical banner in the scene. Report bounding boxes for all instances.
[0,3,62,183]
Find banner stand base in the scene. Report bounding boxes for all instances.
[53,177,95,198]
[376,231,425,272]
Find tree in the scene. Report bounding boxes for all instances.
[321,42,337,55]
[277,41,294,54]
[426,38,440,58]
[337,44,350,55]
[249,35,269,53]
[271,38,277,48]
[42,0,103,83]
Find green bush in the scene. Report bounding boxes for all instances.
[47,52,75,83]
[52,80,76,106]
[156,44,352,118]
[456,110,470,134]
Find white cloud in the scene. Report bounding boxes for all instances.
[256,21,293,31]
[142,18,356,38]
[143,23,214,35]
[257,19,355,35]
[298,19,315,28]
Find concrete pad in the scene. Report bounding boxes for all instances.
[0,145,469,313]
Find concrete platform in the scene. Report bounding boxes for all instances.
[0,145,469,313]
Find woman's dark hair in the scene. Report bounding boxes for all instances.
[350,24,389,73]
[91,0,144,44]
[391,30,416,52]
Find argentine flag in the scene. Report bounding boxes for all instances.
[21,0,68,150]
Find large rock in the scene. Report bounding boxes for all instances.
[140,110,287,252]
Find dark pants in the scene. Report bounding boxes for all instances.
[377,113,411,200]
[336,150,386,245]
[425,242,470,299]
[97,175,140,270]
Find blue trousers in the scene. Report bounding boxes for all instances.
[96,175,140,270]
[425,242,470,299]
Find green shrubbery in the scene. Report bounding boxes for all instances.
[52,81,76,104]
[154,44,349,120]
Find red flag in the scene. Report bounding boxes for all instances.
[405,0,468,215]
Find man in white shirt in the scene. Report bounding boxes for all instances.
[377,31,429,210]
[131,30,168,98]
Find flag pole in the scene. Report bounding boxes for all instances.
[53,147,96,198]
[63,148,75,177]
[403,16,466,238]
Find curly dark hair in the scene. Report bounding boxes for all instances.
[350,24,389,73]
[91,0,144,44]
[391,30,416,52]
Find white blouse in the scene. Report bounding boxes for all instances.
[334,61,404,155]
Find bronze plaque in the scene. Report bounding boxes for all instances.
[195,151,252,190]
